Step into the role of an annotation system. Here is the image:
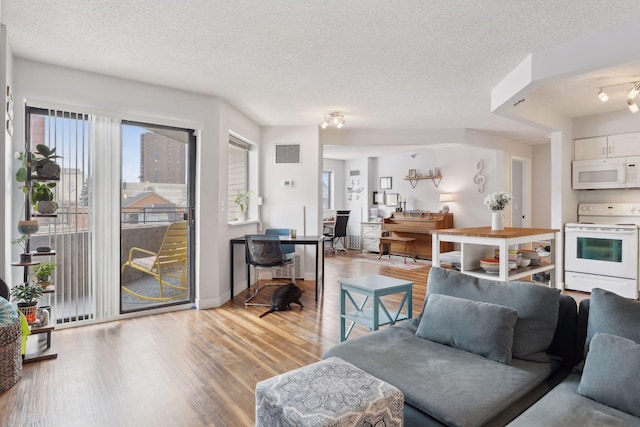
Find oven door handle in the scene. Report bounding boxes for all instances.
[565,228,637,234]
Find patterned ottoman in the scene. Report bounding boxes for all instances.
[256,357,404,426]
[0,297,22,394]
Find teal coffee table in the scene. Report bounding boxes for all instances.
[339,274,414,341]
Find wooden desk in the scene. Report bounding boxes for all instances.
[230,235,325,301]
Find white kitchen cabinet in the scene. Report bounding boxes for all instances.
[608,132,640,157]
[361,222,382,253]
[574,136,607,160]
[575,133,640,160]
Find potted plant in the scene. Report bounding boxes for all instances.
[16,148,60,215]
[234,190,253,221]
[11,282,43,325]
[33,261,56,288]
[32,181,58,214]
[12,234,32,264]
[31,144,62,179]
[17,219,39,235]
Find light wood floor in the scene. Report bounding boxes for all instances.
[0,251,429,427]
[0,251,584,426]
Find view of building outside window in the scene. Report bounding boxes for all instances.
[121,125,188,226]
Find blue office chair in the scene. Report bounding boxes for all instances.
[265,228,296,281]
[244,234,295,307]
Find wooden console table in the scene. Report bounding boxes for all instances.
[431,227,559,287]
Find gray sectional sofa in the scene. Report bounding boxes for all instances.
[508,288,640,426]
[324,267,578,426]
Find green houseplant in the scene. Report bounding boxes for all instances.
[16,147,61,214]
[32,181,58,214]
[11,282,43,324]
[12,234,32,264]
[31,144,62,179]
[33,261,57,288]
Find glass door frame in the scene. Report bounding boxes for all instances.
[119,120,196,313]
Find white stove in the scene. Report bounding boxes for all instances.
[565,203,640,299]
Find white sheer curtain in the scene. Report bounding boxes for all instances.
[91,116,121,320]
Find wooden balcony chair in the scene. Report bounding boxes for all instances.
[121,222,188,301]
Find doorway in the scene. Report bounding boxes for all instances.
[120,121,196,313]
[511,158,531,228]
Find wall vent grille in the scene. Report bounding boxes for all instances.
[275,144,301,164]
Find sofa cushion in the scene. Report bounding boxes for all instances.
[585,288,640,356]
[426,267,560,362]
[577,333,640,418]
[507,373,640,427]
[324,320,554,427]
[416,294,517,364]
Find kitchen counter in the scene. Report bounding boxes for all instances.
[432,227,559,286]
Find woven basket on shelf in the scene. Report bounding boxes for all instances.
[0,301,23,393]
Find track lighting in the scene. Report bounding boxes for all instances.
[598,88,609,102]
[629,83,640,100]
[595,81,640,113]
[319,112,346,129]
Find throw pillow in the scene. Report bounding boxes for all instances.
[426,267,560,362]
[584,288,640,356]
[577,333,640,417]
[415,293,517,364]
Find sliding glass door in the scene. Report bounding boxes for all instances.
[120,121,195,313]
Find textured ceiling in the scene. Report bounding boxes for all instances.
[3,0,640,145]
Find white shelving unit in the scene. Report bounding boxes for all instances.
[431,227,559,287]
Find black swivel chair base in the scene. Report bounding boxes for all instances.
[244,265,296,307]
[324,237,348,255]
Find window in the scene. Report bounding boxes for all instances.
[323,171,333,209]
[228,133,255,222]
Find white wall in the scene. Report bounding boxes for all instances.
[1,25,13,281]
[220,101,262,299]
[531,143,551,227]
[321,127,535,231]
[11,58,260,308]
[260,126,321,280]
[344,158,369,237]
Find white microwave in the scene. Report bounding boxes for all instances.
[572,156,640,189]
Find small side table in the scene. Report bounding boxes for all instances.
[339,274,414,342]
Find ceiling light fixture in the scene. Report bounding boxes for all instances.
[596,80,640,112]
[597,88,609,102]
[319,112,346,129]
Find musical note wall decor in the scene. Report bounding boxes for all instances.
[473,160,486,193]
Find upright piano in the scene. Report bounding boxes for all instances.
[382,212,454,259]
